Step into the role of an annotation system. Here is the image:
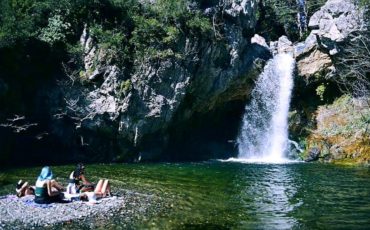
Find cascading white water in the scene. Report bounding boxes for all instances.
[237,53,295,163]
[297,0,308,35]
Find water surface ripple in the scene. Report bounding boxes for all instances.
[1,162,370,229]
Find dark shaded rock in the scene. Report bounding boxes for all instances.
[53,0,271,162]
[305,147,321,162]
[0,0,272,165]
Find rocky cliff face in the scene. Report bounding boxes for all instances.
[49,0,271,162]
[306,95,370,164]
[0,0,367,165]
[295,0,364,80]
[288,0,369,164]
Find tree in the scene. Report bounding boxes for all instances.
[334,8,370,98]
[333,4,370,135]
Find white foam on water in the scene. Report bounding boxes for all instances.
[219,157,302,164]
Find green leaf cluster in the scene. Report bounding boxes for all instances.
[128,0,212,59]
[316,84,326,101]
[359,0,370,7]
[260,0,300,40]
[39,14,71,45]
[0,0,214,71]
[0,0,42,47]
[258,0,326,40]
[119,79,132,97]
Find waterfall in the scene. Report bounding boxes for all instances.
[297,0,308,35]
[288,139,304,154]
[237,53,295,163]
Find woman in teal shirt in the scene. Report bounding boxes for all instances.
[34,166,64,204]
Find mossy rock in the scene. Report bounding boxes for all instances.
[303,95,370,164]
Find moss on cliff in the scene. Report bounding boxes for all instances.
[306,95,370,164]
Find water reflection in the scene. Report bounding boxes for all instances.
[237,164,302,229]
[2,162,370,229]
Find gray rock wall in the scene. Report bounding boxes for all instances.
[57,0,271,161]
[3,0,364,164]
[295,0,364,80]
[288,0,368,162]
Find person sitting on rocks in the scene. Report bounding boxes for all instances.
[16,180,35,197]
[34,166,65,204]
[67,164,112,200]
[68,163,95,193]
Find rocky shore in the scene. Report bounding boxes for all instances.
[0,189,164,229]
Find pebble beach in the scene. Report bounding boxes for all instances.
[0,189,164,229]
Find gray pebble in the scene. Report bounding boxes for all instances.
[0,188,166,229]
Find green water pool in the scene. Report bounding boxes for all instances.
[1,161,370,229]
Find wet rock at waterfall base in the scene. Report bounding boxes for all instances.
[304,147,321,162]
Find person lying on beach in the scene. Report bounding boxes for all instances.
[16,180,35,197]
[66,164,112,203]
[34,166,65,204]
[66,179,112,203]
[93,179,111,198]
[81,179,112,203]
[68,163,94,193]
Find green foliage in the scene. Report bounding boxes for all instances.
[151,0,188,20]
[127,0,212,59]
[130,16,164,52]
[262,0,300,40]
[259,0,327,41]
[67,43,84,67]
[306,0,327,18]
[39,14,71,45]
[186,13,213,35]
[0,0,37,47]
[90,24,127,62]
[163,26,180,44]
[317,95,370,137]
[119,79,132,97]
[77,70,90,84]
[359,0,370,7]
[0,0,214,74]
[316,84,326,101]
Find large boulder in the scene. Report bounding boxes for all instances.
[295,0,364,79]
[297,49,333,79]
[308,0,363,46]
[270,36,294,55]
